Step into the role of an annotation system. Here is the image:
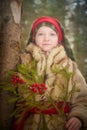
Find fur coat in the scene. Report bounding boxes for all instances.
[19,43,87,130]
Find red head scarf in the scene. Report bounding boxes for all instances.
[31,16,63,43]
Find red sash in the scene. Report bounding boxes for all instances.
[12,101,70,130]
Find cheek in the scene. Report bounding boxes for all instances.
[52,37,58,44]
[35,38,42,47]
[35,36,43,43]
[35,36,39,45]
[55,37,58,42]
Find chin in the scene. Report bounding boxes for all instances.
[42,48,51,52]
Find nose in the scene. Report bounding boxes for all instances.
[44,34,49,41]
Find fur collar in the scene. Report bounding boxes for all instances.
[26,43,67,64]
[25,43,69,75]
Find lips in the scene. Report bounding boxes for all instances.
[43,43,51,45]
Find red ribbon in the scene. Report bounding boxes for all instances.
[12,102,70,130]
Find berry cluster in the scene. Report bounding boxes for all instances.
[30,83,47,94]
[11,74,25,84]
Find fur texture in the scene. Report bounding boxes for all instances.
[20,43,87,130]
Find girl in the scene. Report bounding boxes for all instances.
[13,16,87,130]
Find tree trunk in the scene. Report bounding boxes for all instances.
[0,0,23,129]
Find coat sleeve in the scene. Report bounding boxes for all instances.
[68,64,87,128]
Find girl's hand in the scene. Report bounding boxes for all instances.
[65,117,82,130]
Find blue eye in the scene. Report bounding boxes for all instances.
[50,33,56,36]
[38,33,44,36]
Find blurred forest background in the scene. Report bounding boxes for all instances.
[21,0,87,81]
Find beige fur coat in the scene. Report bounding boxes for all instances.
[19,43,87,130]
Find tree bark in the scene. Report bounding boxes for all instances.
[0,0,23,129]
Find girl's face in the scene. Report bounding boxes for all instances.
[35,26,58,52]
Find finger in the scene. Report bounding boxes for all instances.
[66,118,82,130]
[66,118,74,128]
